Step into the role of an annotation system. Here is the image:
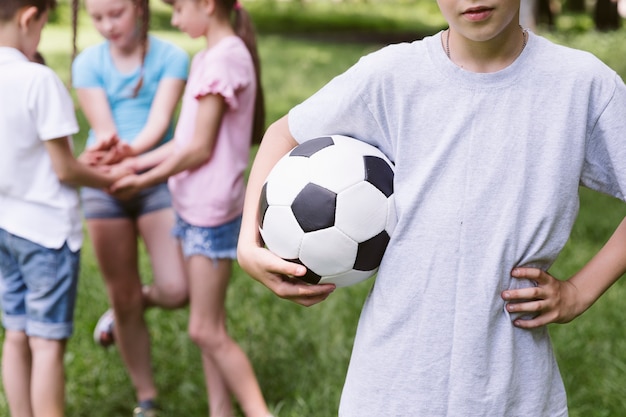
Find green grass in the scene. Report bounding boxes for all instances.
[3,1,626,416]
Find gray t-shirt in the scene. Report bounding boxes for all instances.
[289,32,626,416]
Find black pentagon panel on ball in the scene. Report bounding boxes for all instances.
[258,182,269,226]
[354,231,391,271]
[290,136,335,158]
[363,155,394,197]
[288,259,322,285]
[291,183,337,232]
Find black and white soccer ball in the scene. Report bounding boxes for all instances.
[258,135,396,287]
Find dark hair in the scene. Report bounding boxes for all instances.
[233,3,265,145]
[0,0,56,22]
[32,50,46,64]
[71,0,149,97]
[162,0,265,145]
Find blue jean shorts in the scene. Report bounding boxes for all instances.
[172,215,241,261]
[0,229,80,340]
[81,182,171,219]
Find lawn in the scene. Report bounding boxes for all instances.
[2,1,626,416]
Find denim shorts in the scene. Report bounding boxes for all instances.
[0,228,80,340]
[172,215,241,261]
[81,182,172,219]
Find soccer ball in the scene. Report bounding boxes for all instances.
[258,135,396,287]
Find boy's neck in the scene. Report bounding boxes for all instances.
[444,25,528,73]
[0,23,22,51]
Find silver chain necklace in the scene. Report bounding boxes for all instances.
[445,26,528,60]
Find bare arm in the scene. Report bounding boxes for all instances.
[503,216,626,328]
[237,115,336,307]
[110,93,225,198]
[75,88,117,144]
[126,140,176,172]
[45,137,129,188]
[129,78,186,155]
[76,78,184,160]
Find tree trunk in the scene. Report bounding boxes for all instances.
[538,0,555,28]
[594,0,621,31]
[565,0,586,12]
[520,0,555,30]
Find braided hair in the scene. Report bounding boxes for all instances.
[231,1,265,145]
[161,0,265,145]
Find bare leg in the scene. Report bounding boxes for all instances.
[86,217,156,403]
[137,209,188,309]
[203,354,233,417]
[29,337,65,417]
[187,256,269,417]
[2,330,33,417]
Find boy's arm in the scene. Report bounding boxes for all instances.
[237,115,336,307]
[45,137,129,188]
[502,216,626,328]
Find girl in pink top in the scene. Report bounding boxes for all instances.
[110,0,270,416]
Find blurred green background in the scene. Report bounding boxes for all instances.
[2,1,626,416]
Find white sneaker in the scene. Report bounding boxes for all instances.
[133,399,159,417]
[93,309,115,348]
[132,406,157,417]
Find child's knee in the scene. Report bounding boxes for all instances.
[148,282,188,308]
[188,323,227,351]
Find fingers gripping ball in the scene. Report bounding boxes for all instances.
[258,135,397,287]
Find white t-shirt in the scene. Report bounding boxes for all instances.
[289,32,626,416]
[0,48,81,251]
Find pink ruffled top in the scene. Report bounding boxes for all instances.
[168,36,256,227]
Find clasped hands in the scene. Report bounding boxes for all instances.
[78,133,141,199]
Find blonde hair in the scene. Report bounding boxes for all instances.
[71,0,149,97]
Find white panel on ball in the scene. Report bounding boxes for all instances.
[386,195,397,236]
[299,228,358,276]
[265,156,313,206]
[260,206,304,260]
[319,269,377,288]
[308,146,365,193]
[335,182,389,242]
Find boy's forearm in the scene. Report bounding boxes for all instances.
[46,137,116,188]
[569,216,626,310]
[240,116,298,248]
[60,159,117,188]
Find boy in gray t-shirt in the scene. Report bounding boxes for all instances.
[238,1,626,415]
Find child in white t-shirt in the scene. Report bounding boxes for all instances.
[0,2,128,415]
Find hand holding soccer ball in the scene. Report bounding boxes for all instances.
[258,135,396,288]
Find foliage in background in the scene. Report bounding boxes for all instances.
[2,1,626,416]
